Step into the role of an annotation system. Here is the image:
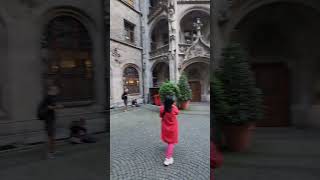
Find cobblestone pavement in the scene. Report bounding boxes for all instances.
[110,104,210,180]
[0,134,108,180]
[215,128,320,180]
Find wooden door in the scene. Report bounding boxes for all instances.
[189,81,201,102]
[252,63,290,127]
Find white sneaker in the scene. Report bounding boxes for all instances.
[70,137,82,144]
[164,157,174,166]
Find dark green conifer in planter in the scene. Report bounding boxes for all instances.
[220,43,264,125]
[159,81,180,102]
[177,74,192,103]
[212,71,230,145]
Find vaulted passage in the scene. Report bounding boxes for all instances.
[152,62,169,88]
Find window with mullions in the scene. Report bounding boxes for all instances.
[124,20,135,44]
[123,66,140,94]
[42,16,94,102]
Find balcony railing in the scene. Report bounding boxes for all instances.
[149,44,169,59]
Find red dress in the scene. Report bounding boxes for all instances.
[211,142,223,169]
[160,105,179,144]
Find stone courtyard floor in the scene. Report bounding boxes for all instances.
[0,133,108,180]
[110,103,210,180]
[215,127,320,180]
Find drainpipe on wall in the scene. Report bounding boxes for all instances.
[139,0,146,104]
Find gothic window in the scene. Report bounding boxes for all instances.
[123,66,140,94]
[124,20,135,44]
[42,16,94,102]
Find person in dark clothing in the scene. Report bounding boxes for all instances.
[131,99,140,107]
[39,85,63,159]
[122,88,129,111]
[69,118,96,144]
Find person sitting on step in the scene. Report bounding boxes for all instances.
[69,118,96,144]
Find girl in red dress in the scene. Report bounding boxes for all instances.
[160,95,179,166]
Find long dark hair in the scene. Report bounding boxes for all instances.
[164,95,175,113]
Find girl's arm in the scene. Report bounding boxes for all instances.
[173,105,179,115]
[159,106,164,118]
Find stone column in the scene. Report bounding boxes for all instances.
[93,25,107,108]
[168,0,178,82]
[168,0,180,82]
[142,0,151,103]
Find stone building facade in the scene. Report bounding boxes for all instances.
[213,0,320,128]
[110,0,210,107]
[0,0,106,146]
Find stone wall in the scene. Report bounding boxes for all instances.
[110,0,142,46]
[0,0,106,146]
[110,0,144,107]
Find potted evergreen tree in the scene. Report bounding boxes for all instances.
[212,72,229,148]
[177,74,192,110]
[159,81,180,103]
[211,72,226,170]
[218,43,263,152]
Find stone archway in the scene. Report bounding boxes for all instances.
[151,61,169,87]
[230,2,320,127]
[179,10,210,44]
[182,61,209,102]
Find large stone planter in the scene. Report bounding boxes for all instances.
[179,100,190,110]
[222,123,255,152]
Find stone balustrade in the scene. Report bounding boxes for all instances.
[149,44,169,59]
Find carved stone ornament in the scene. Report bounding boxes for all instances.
[168,1,176,32]
[112,48,121,58]
[112,48,122,64]
[185,38,210,61]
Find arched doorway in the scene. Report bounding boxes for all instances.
[182,61,209,102]
[42,16,94,102]
[152,62,169,87]
[232,2,320,127]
